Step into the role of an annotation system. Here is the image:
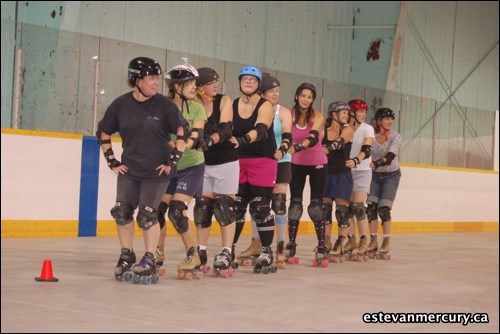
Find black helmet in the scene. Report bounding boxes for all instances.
[260,74,280,92]
[375,108,395,120]
[128,57,162,87]
[196,67,219,87]
[165,64,199,87]
[294,82,317,103]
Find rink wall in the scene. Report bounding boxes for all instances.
[1,129,498,238]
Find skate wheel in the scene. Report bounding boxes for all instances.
[151,275,160,284]
[140,276,151,285]
[133,275,141,284]
[177,271,185,280]
[157,268,167,276]
[384,253,391,260]
[253,266,262,274]
[312,259,318,267]
[262,266,269,274]
[220,270,229,278]
[270,265,278,273]
[293,257,299,264]
[124,272,134,281]
[185,272,194,280]
[231,262,239,270]
[195,271,203,279]
[321,259,329,268]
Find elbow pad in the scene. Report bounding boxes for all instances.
[361,145,372,159]
[306,130,319,147]
[96,130,111,145]
[218,121,232,142]
[254,123,268,142]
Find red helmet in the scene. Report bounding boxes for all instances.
[348,99,368,114]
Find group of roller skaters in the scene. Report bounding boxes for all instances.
[97,56,401,284]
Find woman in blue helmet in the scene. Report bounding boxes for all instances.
[230,65,278,273]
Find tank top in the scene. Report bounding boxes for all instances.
[291,109,327,166]
[203,94,238,166]
[232,97,276,159]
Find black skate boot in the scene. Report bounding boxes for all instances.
[275,240,286,269]
[231,244,239,269]
[132,252,159,284]
[313,245,329,268]
[254,246,278,274]
[211,249,235,278]
[285,241,299,264]
[198,246,208,273]
[114,248,136,281]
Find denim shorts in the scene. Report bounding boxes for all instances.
[367,169,402,208]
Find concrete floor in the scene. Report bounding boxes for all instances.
[1,233,498,333]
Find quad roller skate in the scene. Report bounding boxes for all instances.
[177,246,203,280]
[254,247,278,274]
[366,235,378,259]
[285,241,299,264]
[312,245,329,268]
[155,245,167,276]
[132,252,159,285]
[329,236,346,263]
[275,241,286,269]
[209,249,236,278]
[349,235,369,262]
[198,246,209,273]
[375,236,391,260]
[343,235,357,259]
[237,238,261,266]
[114,248,136,281]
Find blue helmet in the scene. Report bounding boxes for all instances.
[238,65,262,82]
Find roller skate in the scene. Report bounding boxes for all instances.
[198,246,209,273]
[349,235,369,262]
[254,247,278,274]
[343,235,357,260]
[329,236,346,263]
[177,246,203,280]
[231,245,239,269]
[114,248,136,281]
[155,245,167,276]
[132,252,159,284]
[366,235,378,259]
[237,238,261,266]
[285,241,299,264]
[275,241,286,269]
[209,249,235,278]
[376,236,391,260]
[312,245,329,268]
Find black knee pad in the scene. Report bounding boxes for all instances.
[378,206,391,223]
[271,193,287,215]
[307,199,323,223]
[137,206,158,231]
[323,202,333,225]
[249,196,272,224]
[110,202,134,226]
[352,202,366,221]
[214,195,236,226]
[348,201,354,219]
[193,197,214,228]
[288,198,303,222]
[366,202,378,222]
[168,200,189,234]
[157,202,169,229]
[335,205,350,228]
[233,196,248,222]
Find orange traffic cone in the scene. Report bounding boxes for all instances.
[35,259,59,282]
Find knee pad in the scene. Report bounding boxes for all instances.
[110,202,134,226]
[137,206,158,231]
[214,195,236,226]
[352,202,366,221]
[167,200,189,234]
[193,197,214,228]
[366,202,378,222]
[233,196,248,222]
[157,202,169,229]
[323,203,333,226]
[271,193,287,215]
[348,201,354,219]
[378,206,391,223]
[249,197,272,224]
[335,205,350,228]
[307,199,323,223]
[288,198,303,222]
